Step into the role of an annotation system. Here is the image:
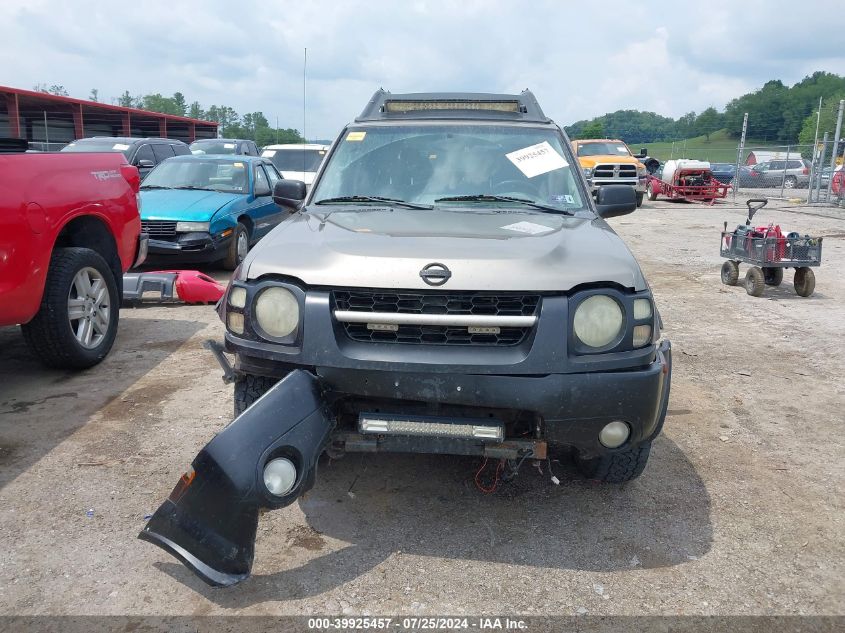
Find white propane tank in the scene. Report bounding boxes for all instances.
[661,159,711,185]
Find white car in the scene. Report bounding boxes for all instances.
[260,143,329,185]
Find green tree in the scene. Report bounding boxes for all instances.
[117,91,134,107]
[577,121,604,139]
[695,107,722,140]
[33,83,68,96]
[89,88,98,102]
[798,93,845,146]
[172,92,187,116]
[188,101,205,120]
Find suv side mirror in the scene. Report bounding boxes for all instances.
[595,185,637,218]
[634,147,647,158]
[137,159,155,169]
[273,179,307,210]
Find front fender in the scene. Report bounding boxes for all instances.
[139,369,334,586]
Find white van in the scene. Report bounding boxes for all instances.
[260,143,329,185]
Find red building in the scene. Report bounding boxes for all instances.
[1,85,217,148]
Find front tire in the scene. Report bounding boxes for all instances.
[636,192,644,207]
[21,247,119,369]
[721,260,739,286]
[576,441,652,483]
[793,267,815,297]
[223,222,249,271]
[744,266,765,297]
[234,373,279,417]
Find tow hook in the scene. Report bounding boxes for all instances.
[138,369,334,587]
[204,339,239,384]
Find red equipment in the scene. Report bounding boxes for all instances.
[122,270,226,305]
[646,165,730,205]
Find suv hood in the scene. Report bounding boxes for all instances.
[140,189,241,222]
[244,208,645,292]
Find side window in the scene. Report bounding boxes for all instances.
[134,144,155,165]
[152,144,175,163]
[264,164,281,187]
[248,142,259,156]
[253,164,271,195]
[769,161,784,170]
[172,143,191,156]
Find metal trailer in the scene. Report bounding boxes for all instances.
[719,200,823,297]
[646,169,731,205]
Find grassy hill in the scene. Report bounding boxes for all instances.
[634,129,769,163]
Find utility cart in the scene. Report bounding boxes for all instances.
[720,199,823,297]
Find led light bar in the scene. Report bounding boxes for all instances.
[359,414,504,442]
[384,100,521,113]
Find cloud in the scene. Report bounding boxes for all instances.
[3,0,845,139]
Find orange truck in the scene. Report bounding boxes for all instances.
[571,139,649,207]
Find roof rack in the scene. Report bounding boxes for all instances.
[355,89,550,123]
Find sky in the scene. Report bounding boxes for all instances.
[4,0,845,140]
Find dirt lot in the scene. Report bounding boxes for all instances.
[1,194,843,617]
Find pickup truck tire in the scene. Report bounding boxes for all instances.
[576,441,652,483]
[22,247,119,369]
[223,222,249,271]
[234,373,279,417]
[636,192,644,207]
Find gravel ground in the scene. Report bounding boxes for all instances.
[1,193,843,617]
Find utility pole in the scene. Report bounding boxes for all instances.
[808,97,822,202]
[733,112,748,202]
[303,47,307,143]
[825,99,844,202]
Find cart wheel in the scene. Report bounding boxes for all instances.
[763,267,783,286]
[721,261,739,286]
[793,267,815,297]
[647,183,658,201]
[744,266,765,297]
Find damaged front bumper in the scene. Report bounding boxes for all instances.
[139,369,333,587]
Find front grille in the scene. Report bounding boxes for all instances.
[332,290,539,346]
[593,163,637,179]
[141,220,177,237]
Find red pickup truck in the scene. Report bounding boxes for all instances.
[0,146,147,368]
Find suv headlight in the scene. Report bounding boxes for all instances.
[573,295,624,348]
[583,167,593,180]
[254,287,299,338]
[176,221,210,233]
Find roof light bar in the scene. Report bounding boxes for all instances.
[384,100,521,113]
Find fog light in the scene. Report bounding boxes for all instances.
[599,421,630,448]
[229,286,247,308]
[227,312,244,334]
[633,324,652,347]
[263,458,297,496]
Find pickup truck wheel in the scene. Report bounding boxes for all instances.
[223,222,249,271]
[635,192,644,207]
[21,247,119,369]
[234,373,279,417]
[576,441,652,483]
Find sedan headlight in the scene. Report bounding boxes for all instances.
[176,221,210,233]
[573,295,624,348]
[254,287,299,338]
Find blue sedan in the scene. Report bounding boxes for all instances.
[139,155,286,269]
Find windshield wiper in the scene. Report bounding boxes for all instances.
[314,195,433,210]
[139,185,173,190]
[172,186,214,191]
[434,194,573,215]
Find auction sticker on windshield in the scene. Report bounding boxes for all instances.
[506,141,568,178]
[346,131,367,142]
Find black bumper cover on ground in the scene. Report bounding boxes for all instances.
[138,369,332,587]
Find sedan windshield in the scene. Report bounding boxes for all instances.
[62,140,132,158]
[576,142,632,157]
[190,141,238,155]
[312,125,584,211]
[141,159,249,193]
[264,149,326,172]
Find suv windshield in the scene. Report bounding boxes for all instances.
[264,149,326,172]
[576,142,632,157]
[312,125,584,211]
[141,159,249,193]
[190,141,238,155]
[62,140,133,158]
